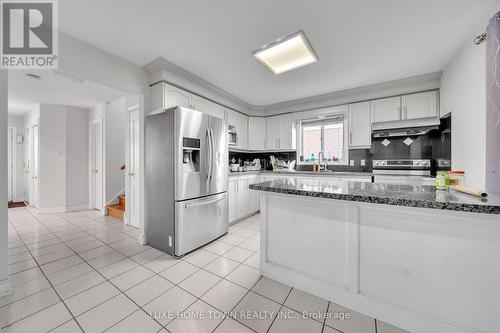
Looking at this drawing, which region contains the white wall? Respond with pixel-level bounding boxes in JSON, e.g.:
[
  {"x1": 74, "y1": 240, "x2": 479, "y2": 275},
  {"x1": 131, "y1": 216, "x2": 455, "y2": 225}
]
[
  {"x1": 7, "y1": 115, "x2": 25, "y2": 202},
  {"x1": 441, "y1": 39, "x2": 486, "y2": 190},
  {"x1": 38, "y1": 104, "x2": 90, "y2": 212},
  {"x1": 59, "y1": 33, "x2": 147, "y2": 96},
  {"x1": 65, "y1": 107, "x2": 89, "y2": 208},
  {"x1": 39, "y1": 106, "x2": 67, "y2": 210},
  {"x1": 104, "y1": 98, "x2": 126, "y2": 204},
  {"x1": 0, "y1": 70, "x2": 11, "y2": 296}
]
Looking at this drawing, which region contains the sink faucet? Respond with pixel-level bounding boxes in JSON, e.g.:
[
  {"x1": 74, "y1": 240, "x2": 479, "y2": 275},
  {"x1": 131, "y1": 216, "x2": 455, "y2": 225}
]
[{"x1": 317, "y1": 151, "x2": 327, "y2": 172}]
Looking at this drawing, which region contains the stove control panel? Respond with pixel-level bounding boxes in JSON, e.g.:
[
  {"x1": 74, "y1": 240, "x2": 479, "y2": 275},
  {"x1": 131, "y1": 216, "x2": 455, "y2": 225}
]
[{"x1": 373, "y1": 159, "x2": 431, "y2": 169}]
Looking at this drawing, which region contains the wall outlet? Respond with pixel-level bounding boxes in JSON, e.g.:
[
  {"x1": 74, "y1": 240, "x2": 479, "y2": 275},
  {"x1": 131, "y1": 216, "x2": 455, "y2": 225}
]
[
  {"x1": 360, "y1": 159, "x2": 366, "y2": 166},
  {"x1": 350, "y1": 160, "x2": 355, "y2": 166}
]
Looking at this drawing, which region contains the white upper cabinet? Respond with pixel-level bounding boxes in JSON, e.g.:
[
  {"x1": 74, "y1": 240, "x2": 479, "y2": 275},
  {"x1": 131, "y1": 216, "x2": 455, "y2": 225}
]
[
  {"x1": 150, "y1": 82, "x2": 231, "y2": 121},
  {"x1": 150, "y1": 82, "x2": 190, "y2": 112},
  {"x1": 348, "y1": 101, "x2": 371, "y2": 148},
  {"x1": 278, "y1": 114, "x2": 293, "y2": 150},
  {"x1": 266, "y1": 116, "x2": 280, "y2": 150},
  {"x1": 212, "y1": 103, "x2": 227, "y2": 120},
  {"x1": 371, "y1": 97, "x2": 401, "y2": 123},
  {"x1": 227, "y1": 110, "x2": 248, "y2": 150},
  {"x1": 191, "y1": 95, "x2": 212, "y2": 114},
  {"x1": 248, "y1": 117, "x2": 266, "y2": 150},
  {"x1": 266, "y1": 114, "x2": 293, "y2": 150},
  {"x1": 402, "y1": 91, "x2": 438, "y2": 120}
]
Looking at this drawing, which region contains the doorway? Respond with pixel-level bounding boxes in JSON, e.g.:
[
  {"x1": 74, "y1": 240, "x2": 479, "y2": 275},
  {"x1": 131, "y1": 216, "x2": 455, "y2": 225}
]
[
  {"x1": 128, "y1": 108, "x2": 140, "y2": 228},
  {"x1": 90, "y1": 119, "x2": 104, "y2": 211},
  {"x1": 30, "y1": 124, "x2": 39, "y2": 208}
]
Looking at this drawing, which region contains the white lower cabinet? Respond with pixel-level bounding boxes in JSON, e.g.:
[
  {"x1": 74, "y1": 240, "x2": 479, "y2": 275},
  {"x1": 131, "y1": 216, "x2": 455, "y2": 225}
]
[
  {"x1": 228, "y1": 178, "x2": 238, "y2": 222},
  {"x1": 228, "y1": 174, "x2": 260, "y2": 223}
]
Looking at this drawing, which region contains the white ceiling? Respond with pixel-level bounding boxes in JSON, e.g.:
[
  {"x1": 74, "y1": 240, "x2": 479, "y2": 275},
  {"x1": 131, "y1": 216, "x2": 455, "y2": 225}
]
[
  {"x1": 8, "y1": 70, "x2": 131, "y2": 116},
  {"x1": 59, "y1": 0, "x2": 497, "y2": 106}
]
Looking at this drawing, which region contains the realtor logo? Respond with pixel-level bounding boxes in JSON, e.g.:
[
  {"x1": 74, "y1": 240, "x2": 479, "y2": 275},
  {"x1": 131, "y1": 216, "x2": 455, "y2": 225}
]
[{"x1": 1, "y1": 0, "x2": 58, "y2": 68}]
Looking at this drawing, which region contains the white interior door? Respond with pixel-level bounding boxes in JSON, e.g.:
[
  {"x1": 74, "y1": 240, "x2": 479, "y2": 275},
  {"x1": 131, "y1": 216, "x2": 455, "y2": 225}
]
[
  {"x1": 7, "y1": 128, "x2": 13, "y2": 202},
  {"x1": 90, "y1": 120, "x2": 103, "y2": 210},
  {"x1": 31, "y1": 124, "x2": 39, "y2": 208},
  {"x1": 128, "y1": 109, "x2": 140, "y2": 227}
]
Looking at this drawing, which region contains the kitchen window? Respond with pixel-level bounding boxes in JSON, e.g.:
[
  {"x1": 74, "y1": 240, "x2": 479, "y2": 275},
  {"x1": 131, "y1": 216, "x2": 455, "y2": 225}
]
[{"x1": 298, "y1": 115, "x2": 347, "y2": 164}]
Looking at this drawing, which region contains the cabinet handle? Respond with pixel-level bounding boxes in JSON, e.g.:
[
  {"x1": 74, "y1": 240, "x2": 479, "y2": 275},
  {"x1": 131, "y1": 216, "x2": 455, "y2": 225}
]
[
  {"x1": 398, "y1": 106, "x2": 402, "y2": 120},
  {"x1": 350, "y1": 132, "x2": 352, "y2": 143}
]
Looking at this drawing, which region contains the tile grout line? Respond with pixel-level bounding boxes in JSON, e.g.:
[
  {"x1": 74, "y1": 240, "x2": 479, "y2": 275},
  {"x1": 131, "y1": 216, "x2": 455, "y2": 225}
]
[
  {"x1": 5, "y1": 214, "x2": 86, "y2": 333},
  {"x1": 7, "y1": 208, "x2": 264, "y2": 332},
  {"x1": 50, "y1": 211, "x2": 259, "y2": 331}
]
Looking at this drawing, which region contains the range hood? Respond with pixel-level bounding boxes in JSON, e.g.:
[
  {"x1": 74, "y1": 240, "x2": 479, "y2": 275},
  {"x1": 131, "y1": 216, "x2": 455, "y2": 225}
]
[{"x1": 372, "y1": 116, "x2": 440, "y2": 138}]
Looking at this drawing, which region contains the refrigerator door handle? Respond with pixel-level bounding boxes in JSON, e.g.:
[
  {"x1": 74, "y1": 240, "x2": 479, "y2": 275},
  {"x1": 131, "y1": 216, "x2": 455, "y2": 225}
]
[
  {"x1": 209, "y1": 128, "x2": 215, "y2": 182},
  {"x1": 206, "y1": 128, "x2": 212, "y2": 182},
  {"x1": 184, "y1": 196, "x2": 226, "y2": 209}
]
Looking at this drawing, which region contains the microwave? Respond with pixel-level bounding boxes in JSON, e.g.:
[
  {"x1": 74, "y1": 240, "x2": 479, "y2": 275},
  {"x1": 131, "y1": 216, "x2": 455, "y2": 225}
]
[{"x1": 228, "y1": 129, "x2": 237, "y2": 146}]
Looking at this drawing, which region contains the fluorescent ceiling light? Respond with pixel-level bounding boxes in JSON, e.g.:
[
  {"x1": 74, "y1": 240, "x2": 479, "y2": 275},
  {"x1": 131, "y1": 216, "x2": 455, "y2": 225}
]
[{"x1": 253, "y1": 31, "x2": 318, "y2": 75}]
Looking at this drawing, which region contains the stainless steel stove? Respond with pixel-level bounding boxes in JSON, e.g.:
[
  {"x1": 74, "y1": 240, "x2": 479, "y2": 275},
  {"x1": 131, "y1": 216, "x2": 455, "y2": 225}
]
[{"x1": 372, "y1": 159, "x2": 434, "y2": 185}]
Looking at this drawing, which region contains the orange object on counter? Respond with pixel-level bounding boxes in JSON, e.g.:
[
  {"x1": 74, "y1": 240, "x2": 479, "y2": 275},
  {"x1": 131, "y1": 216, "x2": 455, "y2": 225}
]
[
  {"x1": 448, "y1": 171, "x2": 465, "y2": 186},
  {"x1": 312, "y1": 164, "x2": 317, "y2": 172}
]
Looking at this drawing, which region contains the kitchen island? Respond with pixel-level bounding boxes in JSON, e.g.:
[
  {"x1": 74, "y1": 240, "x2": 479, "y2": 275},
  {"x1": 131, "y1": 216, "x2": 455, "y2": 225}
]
[{"x1": 250, "y1": 178, "x2": 500, "y2": 333}]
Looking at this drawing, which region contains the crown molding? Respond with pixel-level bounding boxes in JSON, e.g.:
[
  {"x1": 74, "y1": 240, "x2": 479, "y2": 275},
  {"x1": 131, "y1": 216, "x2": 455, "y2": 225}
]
[
  {"x1": 143, "y1": 57, "x2": 252, "y2": 113},
  {"x1": 250, "y1": 72, "x2": 442, "y2": 115},
  {"x1": 143, "y1": 58, "x2": 441, "y2": 117}
]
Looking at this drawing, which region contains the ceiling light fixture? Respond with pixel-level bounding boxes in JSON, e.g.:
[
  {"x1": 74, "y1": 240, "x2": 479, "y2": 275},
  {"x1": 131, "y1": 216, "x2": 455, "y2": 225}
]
[{"x1": 253, "y1": 31, "x2": 318, "y2": 75}]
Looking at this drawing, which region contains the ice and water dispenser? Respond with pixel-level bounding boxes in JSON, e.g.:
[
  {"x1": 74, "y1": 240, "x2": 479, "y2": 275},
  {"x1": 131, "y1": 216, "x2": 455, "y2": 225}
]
[{"x1": 182, "y1": 137, "x2": 200, "y2": 173}]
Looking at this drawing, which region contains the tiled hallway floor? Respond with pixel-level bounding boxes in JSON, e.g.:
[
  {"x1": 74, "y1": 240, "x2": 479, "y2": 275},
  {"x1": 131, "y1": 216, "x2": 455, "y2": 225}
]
[{"x1": 2, "y1": 207, "x2": 407, "y2": 333}]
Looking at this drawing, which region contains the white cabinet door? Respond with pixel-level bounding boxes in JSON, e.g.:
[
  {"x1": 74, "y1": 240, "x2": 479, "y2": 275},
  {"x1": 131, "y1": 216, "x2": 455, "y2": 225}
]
[
  {"x1": 149, "y1": 83, "x2": 164, "y2": 113},
  {"x1": 371, "y1": 97, "x2": 401, "y2": 123},
  {"x1": 237, "y1": 178, "x2": 248, "y2": 217},
  {"x1": 402, "y1": 91, "x2": 438, "y2": 120},
  {"x1": 266, "y1": 116, "x2": 280, "y2": 150},
  {"x1": 248, "y1": 117, "x2": 266, "y2": 150},
  {"x1": 228, "y1": 178, "x2": 238, "y2": 223},
  {"x1": 248, "y1": 175, "x2": 260, "y2": 212},
  {"x1": 212, "y1": 103, "x2": 226, "y2": 120},
  {"x1": 164, "y1": 83, "x2": 191, "y2": 109},
  {"x1": 227, "y1": 110, "x2": 248, "y2": 150},
  {"x1": 278, "y1": 114, "x2": 293, "y2": 149},
  {"x1": 191, "y1": 95, "x2": 212, "y2": 114},
  {"x1": 348, "y1": 101, "x2": 371, "y2": 148}
]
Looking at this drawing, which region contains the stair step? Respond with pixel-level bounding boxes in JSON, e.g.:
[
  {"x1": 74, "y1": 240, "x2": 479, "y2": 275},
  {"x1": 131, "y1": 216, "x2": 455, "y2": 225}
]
[
  {"x1": 106, "y1": 204, "x2": 125, "y2": 221},
  {"x1": 118, "y1": 195, "x2": 126, "y2": 206}
]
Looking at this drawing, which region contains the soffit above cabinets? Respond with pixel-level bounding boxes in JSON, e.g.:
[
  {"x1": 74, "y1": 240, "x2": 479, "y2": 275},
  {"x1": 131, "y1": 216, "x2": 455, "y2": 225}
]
[{"x1": 59, "y1": 0, "x2": 498, "y2": 106}]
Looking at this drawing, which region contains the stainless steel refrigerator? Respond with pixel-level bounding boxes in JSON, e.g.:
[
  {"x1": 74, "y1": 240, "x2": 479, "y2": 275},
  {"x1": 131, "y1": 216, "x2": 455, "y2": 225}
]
[{"x1": 145, "y1": 106, "x2": 228, "y2": 257}]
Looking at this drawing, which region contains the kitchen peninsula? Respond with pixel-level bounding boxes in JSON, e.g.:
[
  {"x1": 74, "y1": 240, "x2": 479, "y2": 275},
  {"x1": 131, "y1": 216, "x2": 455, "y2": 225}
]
[{"x1": 250, "y1": 178, "x2": 500, "y2": 333}]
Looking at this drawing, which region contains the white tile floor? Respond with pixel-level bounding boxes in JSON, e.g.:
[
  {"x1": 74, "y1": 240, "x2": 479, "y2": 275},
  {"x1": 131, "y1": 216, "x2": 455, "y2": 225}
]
[{"x1": 2, "y1": 207, "x2": 409, "y2": 333}]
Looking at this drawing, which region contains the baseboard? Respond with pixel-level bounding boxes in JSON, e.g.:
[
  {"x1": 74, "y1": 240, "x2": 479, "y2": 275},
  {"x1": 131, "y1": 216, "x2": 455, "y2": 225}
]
[
  {"x1": 229, "y1": 211, "x2": 260, "y2": 226},
  {"x1": 138, "y1": 233, "x2": 146, "y2": 245},
  {"x1": 37, "y1": 204, "x2": 90, "y2": 214},
  {"x1": 0, "y1": 279, "x2": 12, "y2": 298}
]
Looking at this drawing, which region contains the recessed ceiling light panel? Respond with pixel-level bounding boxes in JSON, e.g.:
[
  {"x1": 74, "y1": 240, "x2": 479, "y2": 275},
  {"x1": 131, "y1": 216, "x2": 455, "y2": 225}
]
[{"x1": 253, "y1": 31, "x2": 318, "y2": 75}]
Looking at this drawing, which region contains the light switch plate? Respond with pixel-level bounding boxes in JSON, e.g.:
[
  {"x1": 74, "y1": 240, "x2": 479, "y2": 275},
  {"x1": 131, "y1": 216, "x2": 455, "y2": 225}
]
[
  {"x1": 350, "y1": 160, "x2": 355, "y2": 166},
  {"x1": 360, "y1": 159, "x2": 365, "y2": 166}
]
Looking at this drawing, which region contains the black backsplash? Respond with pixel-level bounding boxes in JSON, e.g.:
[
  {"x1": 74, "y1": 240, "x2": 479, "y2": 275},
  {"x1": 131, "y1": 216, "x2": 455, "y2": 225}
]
[
  {"x1": 229, "y1": 117, "x2": 451, "y2": 173},
  {"x1": 370, "y1": 116, "x2": 451, "y2": 172},
  {"x1": 229, "y1": 151, "x2": 297, "y2": 171}
]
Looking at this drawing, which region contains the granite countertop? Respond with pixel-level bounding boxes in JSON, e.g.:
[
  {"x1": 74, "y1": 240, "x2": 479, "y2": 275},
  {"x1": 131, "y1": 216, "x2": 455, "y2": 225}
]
[
  {"x1": 229, "y1": 170, "x2": 373, "y2": 177},
  {"x1": 249, "y1": 178, "x2": 500, "y2": 214}
]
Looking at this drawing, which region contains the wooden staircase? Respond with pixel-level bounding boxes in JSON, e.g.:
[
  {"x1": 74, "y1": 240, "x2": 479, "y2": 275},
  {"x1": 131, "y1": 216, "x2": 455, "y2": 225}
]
[{"x1": 106, "y1": 195, "x2": 125, "y2": 221}]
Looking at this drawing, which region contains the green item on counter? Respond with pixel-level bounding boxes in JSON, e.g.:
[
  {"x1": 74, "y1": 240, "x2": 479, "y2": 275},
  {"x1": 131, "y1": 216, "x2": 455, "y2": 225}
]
[{"x1": 435, "y1": 171, "x2": 449, "y2": 190}]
